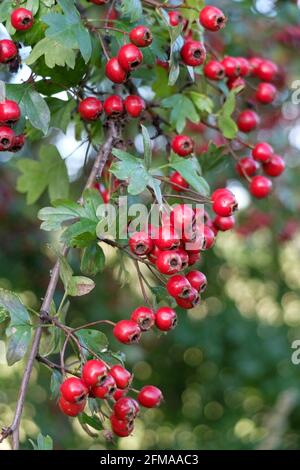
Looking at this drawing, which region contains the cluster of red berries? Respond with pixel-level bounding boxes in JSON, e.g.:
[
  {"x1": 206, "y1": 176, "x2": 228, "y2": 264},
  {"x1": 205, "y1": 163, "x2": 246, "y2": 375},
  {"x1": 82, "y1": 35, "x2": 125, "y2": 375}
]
[
  {"x1": 78, "y1": 94, "x2": 145, "y2": 120},
  {"x1": 105, "y1": 26, "x2": 152, "y2": 84},
  {"x1": 59, "y1": 359, "x2": 162, "y2": 437},
  {"x1": 0, "y1": 8, "x2": 34, "y2": 63},
  {"x1": 0, "y1": 99, "x2": 25, "y2": 153}
]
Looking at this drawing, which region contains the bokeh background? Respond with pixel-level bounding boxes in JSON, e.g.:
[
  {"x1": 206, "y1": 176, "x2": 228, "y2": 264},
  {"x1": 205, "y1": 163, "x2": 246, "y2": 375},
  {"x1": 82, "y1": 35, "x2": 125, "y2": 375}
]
[{"x1": 1, "y1": 0, "x2": 300, "y2": 450}]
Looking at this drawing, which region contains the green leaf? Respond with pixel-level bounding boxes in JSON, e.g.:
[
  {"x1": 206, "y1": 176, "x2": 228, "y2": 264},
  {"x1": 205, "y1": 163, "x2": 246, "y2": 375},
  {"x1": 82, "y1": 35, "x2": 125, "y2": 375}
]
[
  {"x1": 217, "y1": 88, "x2": 241, "y2": 139},
  {"x1": 169, "y1": 152, "x2": 210, "y2": 196},
  {"x1": 110, "y1": 149, "x2": 150, "y2": 196},
  {"x1": 60, "y1": 219, "x2": 97, "y2": 248},
  {"x1": 76, "y1": 329, "x2": 108, "y2": 357},
  {"x1": 79, "y1": 412, "x2": 102, "y2": 431},
  {"x1": 38, "y1": 200, "x2": 83, "y2": 231},
  {"x1": 162, "y1": 94, "x2": 199, "y2": 133},
  {"x1": 26, "y1": 0, "x2": 40, "y2": 15},
  {"x1": 119, "y1": 0, "x2": 143, "y2": 22},
  {"x1": 180, "y1": 0, "x2": 204, "y2": 23},
  {"x1": 47, "y1": 97, "x2": 76, "y2": 134},
  {"x1": 57, "y1": 251, "x2": 73, "y2": 289},
  {"x1": 141, "y1": 124, "x2": 152, "y2": 170},
  {"x1": 200, "y1": 142, "x2": 227, "y2": 172},
  {"x1": 29, "y1": 433, "x2": 53, "y2": 451},
  {"x1": 0, "y1": 308, "x2": 8, "y2": 324},
  {"x1": 81, "y1": 244, "x2": 106, "y2": 277},
  {"x1": 188, "y1": 92, "x2": 214, "y2": 114},
  {"x1": 50, "y1": 369, "x2": 62, "y2": 400},
  {"x1": 16, "y1": 145, "x2": 69, "y2": 204},
  {"x1": 67, "y1": 276, "x2": 95, "y2": 297},
  {"x1": 27, "y1": 37, "x2": 77, "y2": 69}
]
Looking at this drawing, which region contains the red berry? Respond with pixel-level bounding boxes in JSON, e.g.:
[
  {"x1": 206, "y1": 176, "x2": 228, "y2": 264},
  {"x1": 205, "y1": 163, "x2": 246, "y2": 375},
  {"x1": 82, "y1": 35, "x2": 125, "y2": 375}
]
[
  {"x1": 110, "y1": 414, "x2": 134, "y2": 437},
  {"x1": 180, "y1": 41, "x2": 206, "y2": 67},
  {"x1": 211, "y1": 188, "x2": 233, "y2": 202},
  {"x1": 168, "y1": 11, "x2": 186, "y2": 27},
  {"x1": 59, "y1": 396, "x2": 86, "y2": 417},
  {"x1": 117, "y1": 44, "x2": 143, "y2": 72},
  {"x1": 252, "y1": 142, "x2": 274, "y2": 163},
  {"x1": 249, "y1": 56, "x2": 263, "y2": 75},
  {"x1": 0, "y1": 126, "x2": 15, "y2": 149},
  {"x1": 103, "y1": 95, "x2": 124, "y2": 116},
  {"x1": 147, "y1": 244, "x2": 161, "y2": 264},
  {"x1": 0, "y1": 40, "x2": 18, "y2": 63},
  {"x1": 89, "y1": 0, "x2": 110, "y2": 4},
  {"x1": 60, "y1": 377, "x2": 89, "y2": 404},
  {"x1": 129, "y1": 26, "x2": 152, "y2": 47},
  {"x1": 114, "y1": 397, "x2": 139, "y2": 420},
  {"x1": 237, "y1": 110, "x2": 260, "y2": 133},
  {"x1": 263, "y1": 154, "x2": 285, "y2": 177},
  {"x1": 82, "y1": 359, "x2": 107, "y2": 387},
  {"x1": 256, "y1": 60, "x2": 278, "y2": 82},
  {"x1": 9, "y1": 134, "x2": 25, "y2": 152},
  {"x1": 156, "y1": 250, "x2": 182, "y2": 275},
  {"x1": 105, "y1": 57, "x2": 128, "y2": 84},
  {"x1": 0, "y1": 99, "x2": 21, "y2": 125},
  {"x1": 186, "y1": 270, "x2": 207, "y2": 293},
  {"x1": 256, "y1": 82, "x2": 277, "y2": 104},
  {"x1": 171, "y1": 135, "x2": 194, "y2": 157},
  {"x1": 91, "y1": 375, "x2": 116, "y2": 399},
  {"x1": 249, "y1": 175, "x2": 272, "y2": 198},
  {"x1": 110, "y1": 365, "x2": 132, "y2": 389},
  {"x1": 204, "y1": 60, "x2": 225, "y2": 80},
  {"x1": 236, "y1": 57, "x2": 250, "y2": 76},
  {"x1": 227, "y1": 76, "x2": 246, "y2": 91},
  {"x1": 199, "y1": 5, "x2": 226, "y2": 32},
  {"x1": 155, "y1": 306, "x2": 177, "y2": 331},
  {"x1": 203, "y1": 225, "x2": 216, "y2": 250},
  {"x1": 129, "y1": 231, "x2": 153, "y2": 256},
  {"x1": 113, "y1": 388, "x2": 128, "y2": 401},
  {"x1": 78, "y1": 97, "x2": 102, "y2": 121},
  {"x1": 213, "y1": 192, "x2": 238, "y2": 217},
  {"x1": 213, "y1": 215, "x2": 235, "y2": 231},
  {"x1": 154, "y1": 225, "x2": 180, "y2": 251},
  {"x1": 11, "y1": 8, "x2": 34, "y2": 31},
  {"x1": 170, "y1": 204, "x2": 195, "y2": 234},
  {"x1": 124, "y1": 95, "x2": 145, "y2": 117},
  {"x1": 131, "y1": 306, "x2": 155, "y2": 331},
  {"x1": 188, "y1": 252, "x2": 200, "y2": 266},
  {"x1": 235, "y1": 157, "x2": 257, "y2": 178},
  {"x1": 170, "y1": 171, "x2": 189, "y2": 191},
  {"x1": 175, "y1": 287, "x2": 200, "y2": 309},
  {"x1": 96, "y1": 183, "x2": 110, "y2": 203},
  {"x1": 184, "y1": 230, "x2": 205, "y2": 253},
  {"x1": 175, "y1": 247, "x2": 189, "y2": 270},
  {"x1": 221, "y1": 57, "x2": 240, "y2": 78},
  {"x1": 113, "y1": 320, "x2": 141, "y2": 344},
  {"x1": 166, "y1": 274, "x2": 192, "y2": 298}
]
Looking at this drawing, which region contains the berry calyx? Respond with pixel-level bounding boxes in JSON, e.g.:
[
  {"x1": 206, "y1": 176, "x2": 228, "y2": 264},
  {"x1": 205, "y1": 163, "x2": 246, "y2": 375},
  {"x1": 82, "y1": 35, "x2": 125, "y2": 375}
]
[
  {"x1": 252, "y1": 142, "x2": 274, "y2": 163},
  {"x1": 186, "y1": 270, "x2": 207, "y2": 293},
  {"x1": 0, "y1": 126, "x2": 15, "y2": 149},
  {"x1": 78, "y1": 97, "x2": 103, "y2": 121},
  {"x1": 0, "y1": 99, "x2": 21, "y2": 125},
  {"x1": 131, "y1": 306, "x2": 155, "y2": 331},
  {"x1": 0, "y1": 40, "x2": 18, "y2": 63},
  {"x1": 155, "y1": 306, "x2": 177, "y2": 331},
  {"x1": 11, "y1": 8, "x2": 34, "y2": 31},
  {"x1": 59, "y1": 396, "x2": 86, "y2": 417},
  {"x1": 113, "y1": 320, "x2": 142, "y2": 344},
  {"x1": 129, "y1": 26, "x2": 153, "y2": 47},
  {"x1": 249, "y1": 175, "x2": 272, "y2": 198},
  {"x1": 204, "y1": 60, "x2": 225, "y2": 80},
  {"x1": 110, "y1": 365, "x2": 132, "y2": 389},
  {"x1": 256, "y1": 82, "x2": 277, "y2": 104},
  {"x1": 129, "y1": 231, "x2": 154, "y2": 255},
  {"x1": 199, "y1": 5, "x2": 227, "y2": 32},
  {"x1": 263, "y1": 154, "x2": 285, "y2": 177},
  {"x1": 235, "y1": 157, "x2": 258, "y2": 178},
  {"x1": 82, "y1": 359, "x2": 107, "y2": 387},
  {"x1": 156, "y1": 250, "x2": 182, "y2": 275},
  {"x1": 105, "y1": 58, "x2": 128, "y2": 84},
  {"x1": 124, "y1": 95, "x2": 145, "y2": 117},
  {"x1": 166, "y1": 274, "x2": 192, "y2": 298},
  {"x1": 117, "y1": 44, "x2": 143, "y2": 72},
  {"x1": 103, "y1": 95, "x2": 124, "y2": 117},
  {"x1": 60, "y1": 377, "x2": 89, "y2": 404},
  {"x1": 91, "y1": 375, "x2": 117, "y2": 399},
  {"x1": 171, "y1": 135, "x2": 194, "y2": 157},
  {"x1": 180, "y1": 41, "x2": 206, "y2": 67},
  {"x1": 237, "y1": 110, "x2": 260, "y2": 133}
]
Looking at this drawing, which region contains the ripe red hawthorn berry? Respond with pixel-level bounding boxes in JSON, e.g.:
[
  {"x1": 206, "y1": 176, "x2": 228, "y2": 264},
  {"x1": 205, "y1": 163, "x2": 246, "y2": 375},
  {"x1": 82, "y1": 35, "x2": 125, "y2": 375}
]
[
  {"x1": 175, "y1": 247, "x2": 189, "y2": 270},
  {"x1": 82, "y1": 359, "x2": 107, "y2": 387},
  {"x1": 60, "y1": 377, "x2": 89, "y2": 404},
  {"x1": 184, "y1": 229, "x2": 205, "y2": 253},
  {"x1": 203, "y1": 225, "x2": 216, "y2": 250},
  {"x1": 204, "y1": 60, "x2": 225, "y2": 80},
  {"x1": 114, "y1": 397, "x2": 140, "y2": 421},
  {"x1": 113, "y1": 388, "x2": 128, "y2": 401},
  {"x1": 103, "y1": 95, "x2": 124, "y2": 116},
  {"x1": 9, "y1": 134, "x2": 25, "y2": 152},
  {"x1": 113, "y1": 320, "x2": 142, "y2": 344},
  {"x1": 59, "y1": 396, "x2": 86, "y2": 417},
  {"x1": 235, "y1": 157, "x2": 258, "y2": 178},
  {"x1": 110, "y1": 414, "x2": 134, "y2": 437},
  {"x1": 252, "y1": 142, "x2": 274, "y2": 163},
  {"x1": 129, "y1": 231, "x2": 153, "y2": 256},
  {"x1": 88, "y1": 0, "x2": 109, "y2": 4},
  {"x1": 171, "y1": 135, "x2": 194, "y2": 157},
  {"x1": 96, "y1": 183, "x2": 110, "y2": 203},
  {"x1": 199, "y1": 5, "x2": 226, "y2": 31},
  {"x1": 255, "y1": 82, "x2": 277, "y2": 104},
  {"x1": 227, "y1": 76, "x2": 246, "y2": 91},
  {"x1": 0, "y1": 39, "x2": 18, "y2": 63},
  {"x1": 110, "y1": 365, "x2": 132, "y2": 390},
  {"x1": 91, "y1": 375, "x2": 117, "y2": 399},
  {"x1": 131, "y1": 306, "x2": 155, "y2": 331},
  {"x1": 175, "y1": 287, "x2": 200, "y2": 309},
  {"x1": 0, "y1": 99, "x2": 21, "y2": 124},
  {"x1": 147, "y1": 244, "x2": 161, "y2": 264},
  {"x1": 186, "y1": 270, "x2": 207, "y2": 293},
  {"x1": 236, "y1": 57, "x2": 250, "y2": 76},
  {"x1": 263, "y1": 154, "x2": 285, "y2": 177},
  {"x1": 237, "y1": 110, "x2": 260, "y2": 133},
  {"x1": 170, "y1": 204, "x2": 195, "y2": 233},
  {"x1": 117, "y1": 44, "x2": 143, "y2": 72},
  {"x1": 166, "y1": 274, "x2": 192, "y2": 298},
  {"x1": 188, "y1": 252, "x2": 200, "y2": 266},
  {"x1": 0, "y1": 126, "x2": 15, "y2": 149},
  {"x1": 11, "y1": 8, "x2": 34, "y2": 31},
  {"x1": 212, "y1": 191, "x2": 238, "y2": 217},
  {"x1": 138, "y1": 385, "x2": 163, "y2": 408},
  {"x1": 249, "y1": 175, "x2": 272, "y2": 198},
  {"x1": 170, "y1": 171, "x2": 189, "y2": 191},
  {"x1": 221, "y1": 57, "x2": 240, "y2": 78},
  {"x1": 156, "y1": 250, "x2": 182, "y2": 275},
  {"x1": 248, "y1": 56, "x2": 263, "y2": 75},
  {"x1": 124, "y1": 95, "x2": 145, "y2": 117},
  {"x1": 211, "y1": 188, "x2": 233, "y2": 202},
  {"x1": 155, "y1": 306, "x2": 177, "y2": 331},
  {"x1": 256, "y1": 60, "x2": 278, "y2": 82},
  {"x1": 180, "y1": 40, "x2": 206, "y2": 67},
  {"x1": 213, "y1": 215, "x2": 235, "y2": 231},
  {"x1": 154, "y1": 225, "x2": 180, "y2": 251},
  {"x1": 129, "y1": 26, "x2": 153, "y2": 47},
  {"x1": 105, "y1": 57, "x2": 128, "y2": 83},
  {"x1": 168, "y1": 11, "x2": 186, "y2": 27},
  {"x1": 78, "y1": 97, "x2": 103, "y2": 121}
]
